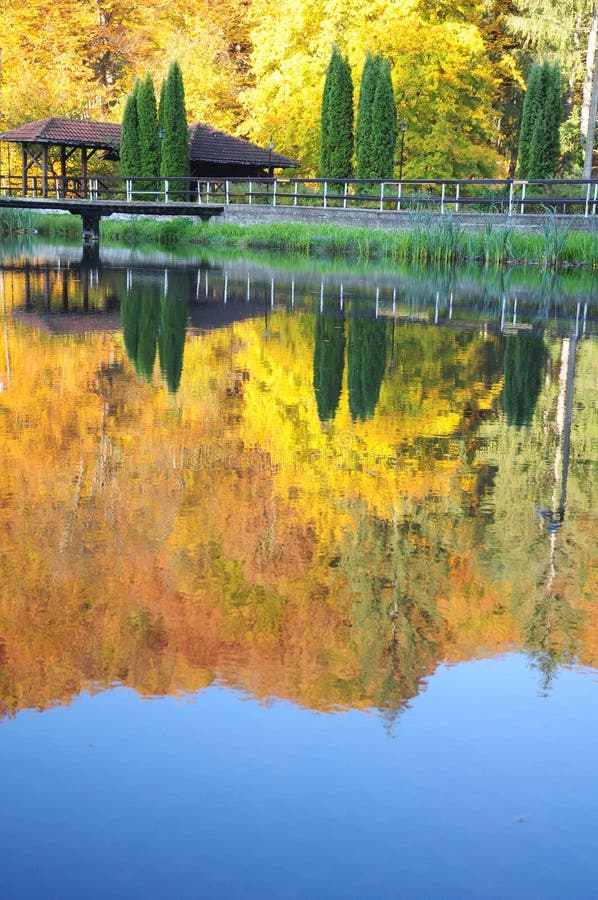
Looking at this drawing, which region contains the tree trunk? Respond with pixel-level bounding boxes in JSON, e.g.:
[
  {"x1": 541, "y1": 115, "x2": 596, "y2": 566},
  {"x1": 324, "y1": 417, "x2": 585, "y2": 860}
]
[{"x1": 582, "y1": 6, "x2": 598, "y2": 178}]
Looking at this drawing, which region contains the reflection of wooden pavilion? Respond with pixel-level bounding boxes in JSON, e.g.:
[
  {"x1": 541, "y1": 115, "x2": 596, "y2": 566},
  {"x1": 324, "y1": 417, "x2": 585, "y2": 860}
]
[{"x1": 0, "y1": 117, "x2": 297, "y2": 195}]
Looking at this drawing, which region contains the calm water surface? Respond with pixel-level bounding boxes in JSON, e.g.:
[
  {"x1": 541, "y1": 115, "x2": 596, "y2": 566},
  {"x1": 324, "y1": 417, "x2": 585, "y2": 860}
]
[{"x1": 1, "y1": 242, "x2": 597, "y2": 898}]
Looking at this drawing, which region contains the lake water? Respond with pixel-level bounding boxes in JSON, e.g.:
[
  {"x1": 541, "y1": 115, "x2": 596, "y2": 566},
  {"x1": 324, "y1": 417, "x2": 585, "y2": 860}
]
[{"x1": 1, "y1": 241, "x2": 597, "y2": 898}]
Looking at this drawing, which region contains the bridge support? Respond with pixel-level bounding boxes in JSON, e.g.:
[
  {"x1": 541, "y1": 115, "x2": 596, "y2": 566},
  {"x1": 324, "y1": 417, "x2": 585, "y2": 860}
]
[{"x1": 81, "y1": 213, "x2": 101, "y2": 245}]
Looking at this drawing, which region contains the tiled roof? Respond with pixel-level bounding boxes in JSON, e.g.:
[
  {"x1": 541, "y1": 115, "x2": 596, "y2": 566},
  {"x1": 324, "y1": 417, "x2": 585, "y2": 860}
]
[
  {"x1": 188, "y1": 122, "x2": 297, "y2": 169},
  {"x1": 0, "y1": 117, "x2": 298, "y2": 168},
  {"x1": 0, "y1": 117, "x2": 121, "y2": 147}
]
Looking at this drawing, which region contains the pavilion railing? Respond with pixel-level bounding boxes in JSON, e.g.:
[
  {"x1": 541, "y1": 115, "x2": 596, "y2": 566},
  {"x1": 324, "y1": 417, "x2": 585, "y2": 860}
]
[{"x1": 2, "y1": 174, "x2": 598, "y2": 216}]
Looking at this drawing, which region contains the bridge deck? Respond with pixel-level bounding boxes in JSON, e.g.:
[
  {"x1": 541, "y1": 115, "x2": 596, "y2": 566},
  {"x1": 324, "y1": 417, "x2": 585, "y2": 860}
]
[{"x1": 0, "y1": 195, "x2": 223, "y2": 220}]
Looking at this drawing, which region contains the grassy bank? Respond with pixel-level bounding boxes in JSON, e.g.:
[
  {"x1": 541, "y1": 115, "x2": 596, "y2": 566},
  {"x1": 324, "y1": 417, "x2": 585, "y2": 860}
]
[{"x1": 3, "y1": 209, "x2": 598, "y2": 269}]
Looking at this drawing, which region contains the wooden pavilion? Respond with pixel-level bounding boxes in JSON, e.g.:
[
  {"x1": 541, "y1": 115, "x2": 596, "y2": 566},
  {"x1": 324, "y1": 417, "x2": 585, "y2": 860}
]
[{"x1": 0, "y1": 117, "x2": 297, "y2": 195}]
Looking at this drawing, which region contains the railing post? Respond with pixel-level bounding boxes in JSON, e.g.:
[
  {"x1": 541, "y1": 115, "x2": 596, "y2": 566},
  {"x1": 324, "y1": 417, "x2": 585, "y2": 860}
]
[
  {"x1": 343, "y1": 181, "x2": 348, "y2": 209},
  {"x1": 164, "y1": 179, "x2": 169, "y2": 203},
  {"x1": 294, "y1": 180, "x2": 299, "y2": 206},
  {"x1": 249, "y1": 181, "x2": 253, "y2": 205},
  {"x1": 455, "y1": 182, "x2": 460, "y2": 213},
  {"x1": 380, "y1": 182, "x2": 385, "y2": 211},
  {"x1": 206, "y1": 182, "x2": 210, "y2": 203},
  {"x1": 323, "y1": 181, "x2": 328, "y2": 208},
  {"x1": 585, "y1": 181, "x2": 591, "y2": 217},
  {"x1": 272, "y1": 178, "x2": 277, "y2": 206},
  {"x1": 397, "y1": 182, "x2": 402, "y2": 211},
  {"x1": 441, "y1": 182, "x2": 445, "y2": 215},
  {"x1": 593, "y1": 182, "x2": 598, "y2": 215},
  {"x1": 508, "y1": 180, "x2": 514, "y2": 216},
  {"x1": 225, "y1": 180, "x2": 230, "y2": 204},
  {"x1": 126, "y1": 179, "x2": 132, "y2": 202},
  {"x1": 520, "y1": 182, "x2": 526, "y2": 215}
]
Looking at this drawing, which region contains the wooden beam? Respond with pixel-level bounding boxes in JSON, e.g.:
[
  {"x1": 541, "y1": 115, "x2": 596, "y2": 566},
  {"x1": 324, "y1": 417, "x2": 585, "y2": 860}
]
[{"x1": 42, "y1": 145, "x2": 49, "y2": 197}]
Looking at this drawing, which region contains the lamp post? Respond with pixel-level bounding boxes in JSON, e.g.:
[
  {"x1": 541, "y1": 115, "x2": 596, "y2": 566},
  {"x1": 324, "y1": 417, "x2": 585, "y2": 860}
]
[
  {"x1": 268, "y1": 136, "x2": 274, "y2": 177},
  {"x1": 399, "y1": 121, "x2": 407, "y2": 182}
]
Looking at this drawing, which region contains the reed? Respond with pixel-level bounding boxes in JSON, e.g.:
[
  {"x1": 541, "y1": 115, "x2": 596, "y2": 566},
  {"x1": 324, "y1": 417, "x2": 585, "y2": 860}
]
[{"x1": 23, "y1": 211, "x2": 598, "y2": 269}]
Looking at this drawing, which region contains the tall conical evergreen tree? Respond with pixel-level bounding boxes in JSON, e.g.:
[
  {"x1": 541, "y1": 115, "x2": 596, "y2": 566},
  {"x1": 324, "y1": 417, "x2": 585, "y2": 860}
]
[
  {"x1": 313, "y1": 304, "x2": 345, "y2": 423},
  {"x1": 518, "y1": 61, "x2": 562, "y2": 179},
  {"x1": 355, "y1": 52, "x2": 380, "y2": 179},
  {"x1": 120, "y1": 84, "x2": 141, "y2": 189},
  {"x1": 159, "y1": 60, "x2": 190, "y2": 200},
  {"x1": 159, "y1": 294, "x2": 187, "y2": 393},
  {"x1": 504, "y1": 333, "x2": 546, "y2": 426},
  {"x1": 348, "y1": 315, "x2": 387, "y2": 422},
  {"x1": 136, "y1": 72, "x2": 160, "y2": 197},
  {"x1": 320, "y1": 46, "x2": 354, "y2": 180},
  {"x1": 370, "y1": 57, "x2": 397, "y2": 178}
]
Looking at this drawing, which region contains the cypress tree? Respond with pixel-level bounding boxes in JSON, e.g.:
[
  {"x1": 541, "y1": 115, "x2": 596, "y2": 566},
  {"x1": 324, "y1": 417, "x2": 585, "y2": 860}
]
[
  {"x1": 503, "y1": 334, "x2": 546, "y2": 426},
  {"x1": 136, "y1": 289, "x2": 161, "y2": 382},
  {"x1": 320, "y1": 46, "x2": 354, "y2": 180},
  {"x1": 159, "y1": 295, "x2": 187, "y2": 393},
  {"x1": 517, "y1": 63, "x2": 541, "y2": 180},
  {"x1": 370, "y1": 57, "x2": 397, "y2": 178},
  {"x1": 348, "y1": 316, "x2": 387, "y2": 422},
  {"x1": 313, "y1": 306, "x2": 345, "y2": 423},
  {"x1": 159, "y1": 60, "x2": 190, "y2": 200},
  {"x1": 518, "y1": 61, "x2": 562, "y2": 179},
  {"x1": 136, "y1": 72, "x2": 160, "y2": 198},
  {"x1": 120, "y1": 86, "x2": 141, "y2": 191},
  {"x1": 355, "y1": 52, "x2": 380, "y2": 179}
]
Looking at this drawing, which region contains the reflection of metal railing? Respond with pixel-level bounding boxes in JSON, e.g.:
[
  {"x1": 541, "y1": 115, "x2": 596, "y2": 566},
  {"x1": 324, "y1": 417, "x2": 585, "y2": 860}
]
[{"x1": 3, "y1": 174, "x2": 598, "y2": 216}]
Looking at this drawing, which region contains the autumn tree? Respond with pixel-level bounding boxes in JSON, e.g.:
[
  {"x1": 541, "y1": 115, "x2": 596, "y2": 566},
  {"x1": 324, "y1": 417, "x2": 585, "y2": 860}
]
[
  {"x1": 320, "y1": 46, "x2": 354, "y2": 179},
  {"x1": 159, "y1": 60, "x2": 190, "y2": 199}
]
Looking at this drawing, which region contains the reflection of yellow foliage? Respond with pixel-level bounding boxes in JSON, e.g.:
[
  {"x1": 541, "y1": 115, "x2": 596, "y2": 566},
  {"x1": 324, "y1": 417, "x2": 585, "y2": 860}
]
[{"x1": 0, "y1": 313, "x2": 597, "y2": 720}]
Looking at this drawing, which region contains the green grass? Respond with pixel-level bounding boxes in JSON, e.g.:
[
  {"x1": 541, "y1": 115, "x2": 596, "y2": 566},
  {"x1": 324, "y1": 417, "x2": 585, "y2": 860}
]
[{"x1": 18, "y1": 210, "x2": 598, "y2": 270}]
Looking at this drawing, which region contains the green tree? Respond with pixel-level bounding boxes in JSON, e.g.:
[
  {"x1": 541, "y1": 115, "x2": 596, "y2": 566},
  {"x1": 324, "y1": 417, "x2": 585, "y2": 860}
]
[
  {"x1": 320, "y1": 46, "x2": 354, "y2": 179},
  {"x1": 370, "y1": 56, "x2": 397, "y2": 178},
  {"x1": 136, "y1": 290, "x2": 161, "y2": 381},
  {"x1": 136, "y1": 72, "x2": 160, "y2": 198},
  {"x1": 348, "y1": 315, "x2": 387, "y2": 422},
  {"x1": 120, "y1": 84, "x2": 141, "y2": 188},
  {"x1": 518, "y1": 60, "x2": 562, "y2": 179},
  {"x1": 355, "y1": 52, "x2": 380, "y2": 179},
  {"x1": 159, "y1": 295, "x2": 188, "y2": 393},
  {"x1": 517, "y1": 63, "x2": 542, "y2": 179},
  {"x1": 503, "y1": 333, "x2": 546, "y2": 426},
  {"x1": 313, "y1": 307, "x2": 346, "y2": 423},
  {"x1": 159, "y1": 60, "x2": 190, "y2": 200}
]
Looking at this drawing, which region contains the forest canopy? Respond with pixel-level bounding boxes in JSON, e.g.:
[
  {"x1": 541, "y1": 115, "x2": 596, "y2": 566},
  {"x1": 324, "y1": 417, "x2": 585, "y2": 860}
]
[{"x1": 0, "y1": 0, "x2": 596, "y2": 177}]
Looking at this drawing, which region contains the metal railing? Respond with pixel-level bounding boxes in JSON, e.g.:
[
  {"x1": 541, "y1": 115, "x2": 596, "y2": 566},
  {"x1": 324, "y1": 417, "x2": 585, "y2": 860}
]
[{"x1": 2, "y1": 174, "x2": 598, "y2": 216}]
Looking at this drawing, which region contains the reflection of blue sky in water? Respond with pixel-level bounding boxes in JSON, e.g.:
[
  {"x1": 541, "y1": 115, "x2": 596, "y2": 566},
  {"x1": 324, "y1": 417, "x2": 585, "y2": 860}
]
[{"x1": 1, "y1": 655, "x2": 597, "y2": 900}]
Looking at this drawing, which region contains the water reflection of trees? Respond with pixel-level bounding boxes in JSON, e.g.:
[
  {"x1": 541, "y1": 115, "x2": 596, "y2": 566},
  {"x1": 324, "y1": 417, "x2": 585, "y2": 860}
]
[{"x1": 0, "y1": 256, "x2": 597, "y2": 722}]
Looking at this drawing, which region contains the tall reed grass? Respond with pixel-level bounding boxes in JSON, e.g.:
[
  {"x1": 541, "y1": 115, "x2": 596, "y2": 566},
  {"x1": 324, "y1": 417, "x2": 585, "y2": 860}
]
[{"x1": 25, "y1": 210, "x2": 598, "y2": 269}]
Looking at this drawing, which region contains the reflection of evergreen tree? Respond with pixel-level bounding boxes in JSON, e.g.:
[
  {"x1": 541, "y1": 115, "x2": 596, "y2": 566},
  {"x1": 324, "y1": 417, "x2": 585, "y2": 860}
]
[
  {"x1": 503, "y1": 333, "x2": 546, "y2": 426},
  {"x1": 313, "y1": 309, "x2": 345, "y2": 422},
  {"x1": 159, "y1": 296, "x2": 187, "y2": 393},
  {"x1": 120, "y1": 289, "x2": 141, "y2": 364},
  {"x1": 348, "y1": 316, "x2": 387, "y2": 421},
  {"x1": 136, "y1": 290, "x2": 161, "y2": 381}
]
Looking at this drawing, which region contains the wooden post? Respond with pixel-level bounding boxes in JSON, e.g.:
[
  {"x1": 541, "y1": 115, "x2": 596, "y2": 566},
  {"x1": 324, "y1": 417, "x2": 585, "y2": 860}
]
[
  {"x1": 21, "y1": 145, "x2": 27, "y2": 195},
  {"x1": 81, "y1": 147, "x2": 88, "y2": 198},
  {"x1": 60, "y1": 147, "x2": 67, "y2": 198},
  {"x1": 42, "y1": 145, "x2": 49, "y2": 197}
]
